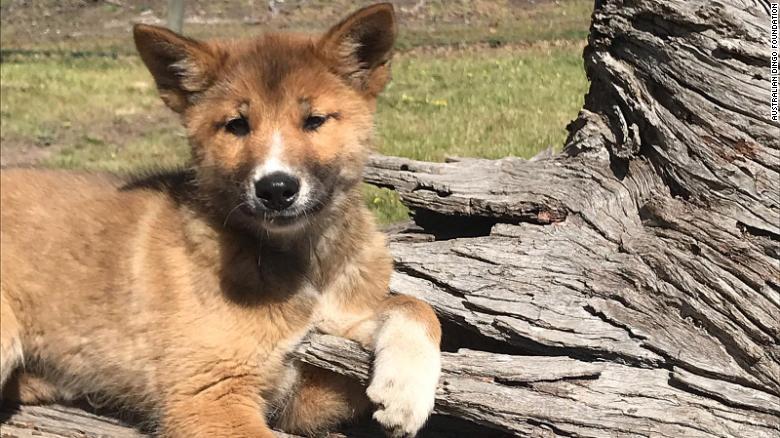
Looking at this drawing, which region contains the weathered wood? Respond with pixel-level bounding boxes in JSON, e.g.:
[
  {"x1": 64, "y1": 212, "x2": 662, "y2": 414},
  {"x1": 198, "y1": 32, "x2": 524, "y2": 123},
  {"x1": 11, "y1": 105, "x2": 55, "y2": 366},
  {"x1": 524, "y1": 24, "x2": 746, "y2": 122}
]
[
  {"x1": 0, "y1": 404, "x2": 358, "y2": 438},
  {"x1": 298, "y1": 335, "x2": 780, "y2": 437},
  {"x1": 0, "y1": 405, "x2": 141, "y2": 437},
  {"x1": 0, "y1": 405, "x2": 310, "y2": 438}
]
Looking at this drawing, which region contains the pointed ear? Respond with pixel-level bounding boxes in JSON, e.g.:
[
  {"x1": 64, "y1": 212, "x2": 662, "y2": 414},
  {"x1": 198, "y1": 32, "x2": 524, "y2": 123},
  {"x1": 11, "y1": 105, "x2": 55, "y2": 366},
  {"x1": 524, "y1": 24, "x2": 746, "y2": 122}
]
[
  {"x1": 133, "y1": 24, "x2": 220, "y2": 113},
  {"x1": 318, "y1": 3, "x2": 397, "y2": 97}
]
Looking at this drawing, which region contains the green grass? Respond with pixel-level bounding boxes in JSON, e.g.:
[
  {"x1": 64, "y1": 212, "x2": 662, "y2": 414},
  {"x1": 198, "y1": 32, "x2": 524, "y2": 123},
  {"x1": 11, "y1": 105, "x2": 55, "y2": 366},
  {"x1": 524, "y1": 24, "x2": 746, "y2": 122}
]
[
  {"x1": 378, "y1": 45, "x2": 587, "y2": 161},
  {"x1": 0, "y1": 57, "x2": 189, "y2": 172},
  {"x1": 1, "y1": 58, "x2": 142, "y2": 137},
  {"x1": 363, "y1": 185, "x2": 411, "y2": 225}
]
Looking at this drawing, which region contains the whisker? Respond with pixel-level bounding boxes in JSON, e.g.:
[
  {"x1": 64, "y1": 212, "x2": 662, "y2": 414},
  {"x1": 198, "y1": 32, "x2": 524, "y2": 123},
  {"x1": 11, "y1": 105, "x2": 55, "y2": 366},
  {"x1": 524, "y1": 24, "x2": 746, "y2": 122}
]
[{"x1": 223, "y1": 201, "x2": 249, "y2": 228}]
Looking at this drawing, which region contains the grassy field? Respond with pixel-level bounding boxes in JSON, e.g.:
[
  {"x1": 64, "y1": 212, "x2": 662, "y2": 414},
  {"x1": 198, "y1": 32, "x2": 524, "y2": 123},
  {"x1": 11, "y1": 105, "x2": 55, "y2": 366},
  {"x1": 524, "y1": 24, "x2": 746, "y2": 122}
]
[{"x1": 0, "y1": 0, "x2": 592, "y2": 223}]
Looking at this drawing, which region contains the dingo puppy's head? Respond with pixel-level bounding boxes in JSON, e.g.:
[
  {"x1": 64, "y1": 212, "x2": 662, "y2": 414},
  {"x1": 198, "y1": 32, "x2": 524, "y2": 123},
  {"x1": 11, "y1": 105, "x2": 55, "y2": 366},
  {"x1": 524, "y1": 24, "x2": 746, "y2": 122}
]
[{"x1": 133, "y1": 3, "x2": 396, "y2": 233}]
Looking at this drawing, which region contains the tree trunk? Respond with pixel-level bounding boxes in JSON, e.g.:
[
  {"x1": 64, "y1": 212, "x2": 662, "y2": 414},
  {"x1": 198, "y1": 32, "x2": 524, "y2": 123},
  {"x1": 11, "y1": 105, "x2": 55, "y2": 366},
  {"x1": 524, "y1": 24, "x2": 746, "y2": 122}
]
[{"x1": 1, "y1": 0, "x2": 777, "y2": 436}]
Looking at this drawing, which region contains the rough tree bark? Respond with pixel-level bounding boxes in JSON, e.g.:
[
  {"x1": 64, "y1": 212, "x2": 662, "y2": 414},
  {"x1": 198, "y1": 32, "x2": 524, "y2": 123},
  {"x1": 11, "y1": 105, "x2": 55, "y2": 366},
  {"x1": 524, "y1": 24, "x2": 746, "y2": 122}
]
[{"x1": 1, "y1": 0, "x2": 777, "y2": 437}]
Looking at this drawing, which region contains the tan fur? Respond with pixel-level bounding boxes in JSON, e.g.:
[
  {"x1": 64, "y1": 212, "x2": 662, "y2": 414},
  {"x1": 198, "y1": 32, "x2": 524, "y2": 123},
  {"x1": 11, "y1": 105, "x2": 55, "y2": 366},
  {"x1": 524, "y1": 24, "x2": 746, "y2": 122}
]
[
  {"x1": 2, "y1": 372, "x2": 63, "y2": 406},
  {"x1": 272, "y1": 365, "x2": 371, "y2": 435},
  {"x1": 0, "y1": 3, "x2": 440, "y2": 437}
]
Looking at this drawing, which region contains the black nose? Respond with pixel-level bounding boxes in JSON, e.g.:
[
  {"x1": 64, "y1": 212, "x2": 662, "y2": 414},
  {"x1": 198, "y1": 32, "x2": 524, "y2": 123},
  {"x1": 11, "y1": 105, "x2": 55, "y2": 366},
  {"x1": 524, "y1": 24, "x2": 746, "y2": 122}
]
[{"x1": 254, "y1": 172, "x2": 300, "y2": 211}]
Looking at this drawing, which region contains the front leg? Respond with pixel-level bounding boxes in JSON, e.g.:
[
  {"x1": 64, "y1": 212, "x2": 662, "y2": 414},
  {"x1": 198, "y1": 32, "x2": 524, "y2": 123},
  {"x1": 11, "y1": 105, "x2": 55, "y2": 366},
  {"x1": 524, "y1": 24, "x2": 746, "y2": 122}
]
[
  {"x1": 288, "y1": 293, "x2": 441, "y2": 437},
  {"x1": 362, "y1": 295, "x2": 441, "y2": 438},
  {"x1": 311, "y1": 220, "x2": 442, "y2": 437}
]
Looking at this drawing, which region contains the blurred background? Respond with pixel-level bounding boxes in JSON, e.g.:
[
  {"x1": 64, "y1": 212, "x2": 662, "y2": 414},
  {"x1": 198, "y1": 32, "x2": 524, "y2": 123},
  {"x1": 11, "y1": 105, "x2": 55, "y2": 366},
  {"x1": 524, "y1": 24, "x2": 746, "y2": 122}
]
[{"x1": 0, "y1": 0, "x2": 592, "y2": 223}]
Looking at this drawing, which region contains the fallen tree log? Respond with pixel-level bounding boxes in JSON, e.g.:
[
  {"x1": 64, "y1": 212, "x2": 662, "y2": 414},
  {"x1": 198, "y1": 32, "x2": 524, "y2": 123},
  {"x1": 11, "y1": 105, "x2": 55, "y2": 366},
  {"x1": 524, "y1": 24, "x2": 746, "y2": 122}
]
[
  {"x1": 365, "y1": 0, "x2": 778, "y2": 434},
  {"x1": 1, "y1": 0, "x2": 777, "y2": 436}
]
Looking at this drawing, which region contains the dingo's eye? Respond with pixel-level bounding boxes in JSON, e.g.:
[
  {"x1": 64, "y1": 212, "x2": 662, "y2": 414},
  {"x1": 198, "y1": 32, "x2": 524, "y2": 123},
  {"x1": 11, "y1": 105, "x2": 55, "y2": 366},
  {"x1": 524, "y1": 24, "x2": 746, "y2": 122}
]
[
  {"x1": 303, "y1": 114, "x2": 328, "y2": 132},
  {"x1": 225, "y1": 116, "x2": 250, "y2": 136}
]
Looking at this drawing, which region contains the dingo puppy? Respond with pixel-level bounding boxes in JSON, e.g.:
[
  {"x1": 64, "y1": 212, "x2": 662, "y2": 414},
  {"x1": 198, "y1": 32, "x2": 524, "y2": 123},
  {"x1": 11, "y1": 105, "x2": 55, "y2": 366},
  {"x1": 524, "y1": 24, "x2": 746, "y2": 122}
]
[{"x1": 0, "y1": 3, "x2": 441, "y2": 437}]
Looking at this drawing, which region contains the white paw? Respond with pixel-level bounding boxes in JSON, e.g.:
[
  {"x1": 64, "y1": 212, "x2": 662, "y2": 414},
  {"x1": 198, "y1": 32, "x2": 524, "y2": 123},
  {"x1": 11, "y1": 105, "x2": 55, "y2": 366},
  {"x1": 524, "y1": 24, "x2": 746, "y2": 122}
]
[{"x1": 366, "y1": 315, "x2": 440, "y2": 437}]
